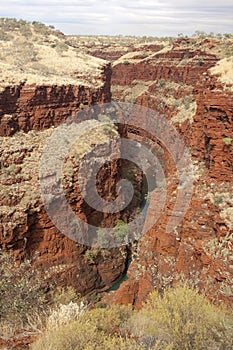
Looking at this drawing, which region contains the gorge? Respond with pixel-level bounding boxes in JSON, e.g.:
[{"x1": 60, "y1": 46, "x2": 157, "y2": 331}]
[{"x1": 0, "y1": 21, "x2": 233, "y2": 331}]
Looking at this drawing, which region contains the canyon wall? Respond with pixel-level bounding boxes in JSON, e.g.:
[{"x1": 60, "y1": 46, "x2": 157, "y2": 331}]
[
  {"x1": 103, "y1": 40, "x2": 233, "y2": 307},
  {"x1": 0, "y1": 61, "x2": 133, "y2": 297},
  {"x1": 0, "y1": 63, "x2": 111, "y2": 136}
]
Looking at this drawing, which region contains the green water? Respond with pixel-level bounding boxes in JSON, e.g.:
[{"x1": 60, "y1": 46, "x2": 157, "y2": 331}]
[
  {"x1": 106, "y1": 193, "x2": 151, "y2": 293},
  {"x1": 106, "y1": 258, "x2": 132, "y2": 292}
]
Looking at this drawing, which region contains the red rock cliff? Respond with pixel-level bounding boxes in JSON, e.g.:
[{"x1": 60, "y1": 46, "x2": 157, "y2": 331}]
[
  {"x1": 0, "y1": 63, "x2": 111, "y2": 136},
  {"x1": 0, "y1": 61, "x2": 134, "y2": 298},
  {"x1": 104, "y1": 41, "x2": 233, "y2": 307}
]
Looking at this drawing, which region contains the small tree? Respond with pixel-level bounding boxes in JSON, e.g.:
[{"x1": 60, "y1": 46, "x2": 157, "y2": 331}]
[
  {"x1": 0, "y1": 251, "x2": 47, "y2": 326},
  {"x1": 84, "y1": 249, "x2": 98, "y2": 264},
  {"x1": 113, "y1": 220, "x2": 130, "y2": 244}
]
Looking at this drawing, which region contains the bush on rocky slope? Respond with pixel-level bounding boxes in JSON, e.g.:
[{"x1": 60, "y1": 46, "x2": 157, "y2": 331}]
[
  {"x1": 0, "y1": 251, "x2": 47, "y2": 335},
  {"x1": 31, "y1": 286, "x2": 233, "y2": 350}
]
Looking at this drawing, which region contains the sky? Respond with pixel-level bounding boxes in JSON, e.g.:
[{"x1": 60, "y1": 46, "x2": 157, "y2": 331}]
[{"x1": 0, "y1": 0, "x2": 232, "y2": 36}]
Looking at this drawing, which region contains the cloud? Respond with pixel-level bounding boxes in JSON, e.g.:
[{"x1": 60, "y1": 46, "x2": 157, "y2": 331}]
[{"x1": 0, "y1": 0, "x2": 232, "y2": 35}]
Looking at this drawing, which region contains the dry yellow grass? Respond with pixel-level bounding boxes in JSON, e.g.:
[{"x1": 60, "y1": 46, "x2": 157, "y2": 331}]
[
  {"x1": 0, "y1": 20, "x2": 107, "y2": 88},
  {"x1": 112, "y1": 43, "x2": 172, "y2": 66},
  {"x1": 171, "y1": 101, "x2": 197, "y2": 125},
  {"x1": 209, "y1": 57, "x2": 233, "y2": 86},
  {"x1": 206, "y1": 188, "x2": 233, "y2": 229},
  {"x1": 112, "y1": 80, "x2": 154, "y2": 102}
]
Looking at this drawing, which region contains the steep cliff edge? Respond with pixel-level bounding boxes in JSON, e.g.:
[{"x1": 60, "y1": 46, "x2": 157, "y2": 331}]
[
  {"x1": 0, "y1": 79, "x2": 111, "y2": 136},
  {"x1": 0, "y1": 20, "x2": 131, "y2": 300},
  {"x1": 0, "y1": 19, "x2": 111, "y2": 136},
  {"x1": 103, "y1": 38, "x2": 233, "y2": 307}
]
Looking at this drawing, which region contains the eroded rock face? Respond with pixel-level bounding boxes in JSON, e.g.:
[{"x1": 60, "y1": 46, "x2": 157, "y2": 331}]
[
  {"x1": 0, "y1": 123, "x2": 132, "y2": 296},
  {"x1": 112, "y1": 50, "x2": 216, "y2": 87},
  {"x1": 0, "y1": 57, "x2": 135, "y2": 297},
  {"x1": 103, "y1": 41, "x2": 233, "y2": 307},
  {"x1": 191, "y1": 77, "x2": 233, "y2": 179},
  {"x1": 0, "y1": 63, "x2": 111, "y2": 136}
]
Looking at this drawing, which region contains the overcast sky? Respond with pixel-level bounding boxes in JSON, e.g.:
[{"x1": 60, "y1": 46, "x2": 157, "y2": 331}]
[{"x1": 0, "y1": 0, "x2": 232, "y2": 36}]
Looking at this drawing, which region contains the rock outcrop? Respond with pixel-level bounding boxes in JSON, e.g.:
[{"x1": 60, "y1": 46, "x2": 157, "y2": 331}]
[{"x1": 0, "y1": 64, "x2": 111, "y2": 136}]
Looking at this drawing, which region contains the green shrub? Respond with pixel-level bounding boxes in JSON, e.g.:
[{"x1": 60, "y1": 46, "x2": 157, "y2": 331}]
[
  {"x1": 32, "y1": 21, "x2": 50, "y2": 35},
  {"x1": 55, "y1": 42, "x2": 69, "y2": 55},
  {"x1": 81, "y1": 305, "x2": 132, "y2": 334},
  {"x1": 182, "y1": 96, "x2": 192, "y2": 110},
  {"x1": 0, "y1": 30, "x2": 13, "y2": 41},
  {"x1": 31, "y1": 305, "x2": 140, "y2": 350},
  {"x1": 128, "y1": 285, "x2": 233, "y2": 350},
  {"x1": 49, "y1": 286, "x2": 81, "y2": 306},
  {"x1": 0, "y1": 18, "x2": 19, "y2": 31},
  {"x1": 32, "y1": 321, "x2": 141, "y2": 350},
  {"x1": 223, "y1": 33, "x2": 233, "y2": 39},
  {"x1": 19, "y1": 24, "x2": 32, "y2": 37},
  {"x1": 97, "y1": 228, "x2": 111, "y2": 247},
  {"x1": 97, "y1": 221, "x2": 130, "y2": 246},
  {"x1": 123, "y1": 60, "x2": 130, "y2": 65},
  {"x1": 113, "y1": 220, "x2": 130, "y2": 244},
  {"x1": 0, "y1": 251, "x2": 47, "y2": 326},
  {"x1": 198, "y1": 57, "x2": 204, "y2": 66},
  {"x1": 158, "y1": 79, "x2": 166, "y2": 87},
  {"x1": 31, "y1": 286, "x2": 233, "y2": 350},
  {"x1": 84, "y1": 249, "x2": 98, "y2": 264},
  {"x1": 213, "y1": 195, "x2": 224, "y2": 206}
]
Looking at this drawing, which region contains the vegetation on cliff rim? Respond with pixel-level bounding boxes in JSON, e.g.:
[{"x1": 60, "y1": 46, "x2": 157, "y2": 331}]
[
  {"x1": 0, "y1": 18, "x2": 107, "y2": 88},
  {"x1": 1, "y1": 252, "x2": 232, "y2": 349},
  {"x1": 31, "y1": 285, "x2": 233, "y2": 350},
  {"x1": 209, "y1": 57, "x2": 233, "y2": 89}
]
